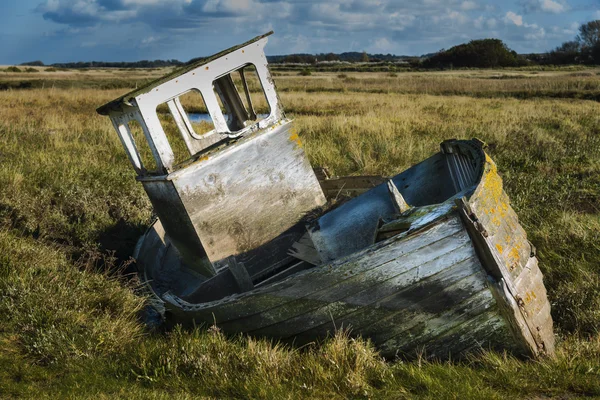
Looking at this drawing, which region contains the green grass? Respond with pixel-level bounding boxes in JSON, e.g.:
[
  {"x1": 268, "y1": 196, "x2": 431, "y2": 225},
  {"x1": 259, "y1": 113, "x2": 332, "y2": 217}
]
[{"x1": 0, "y1": 71, "x2": 600, "y2": 398}]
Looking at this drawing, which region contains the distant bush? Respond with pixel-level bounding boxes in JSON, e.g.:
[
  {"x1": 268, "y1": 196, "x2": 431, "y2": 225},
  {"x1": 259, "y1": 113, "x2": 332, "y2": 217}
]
[
  {"x1": 337, "y1": 74, "x2": 348, "y2": 79},
  {"x1": 44, "y1": 67, "x2": 70, "y2": 72},
  {"x1": 423, "y1": 39, "x2": 521, "y2": 69},
  {"x1": 298, "y1": 69, "x2": 312, "y2": 76},
  {"x1": 5, "y1": 66, "x2": 22, "y2": 73},
  {"x1": 20, "y1": 60, "x2": 44, "y2": 67},
  {"x1": 388, "y1": 72, "x2": 398, "y2": 77},
  {"x1": 24, "y1": 68, "x2": 39, "y2": 73}
]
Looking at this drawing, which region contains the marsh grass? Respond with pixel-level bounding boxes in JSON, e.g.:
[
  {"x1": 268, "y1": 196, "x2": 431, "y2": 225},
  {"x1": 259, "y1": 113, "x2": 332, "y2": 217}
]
[{"x1": 0, "y1": 70, "x2": 600, "y2": 398}]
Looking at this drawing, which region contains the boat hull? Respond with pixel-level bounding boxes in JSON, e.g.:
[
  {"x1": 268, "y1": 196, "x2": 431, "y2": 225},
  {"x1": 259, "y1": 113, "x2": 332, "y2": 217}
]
[
  {"x1": 163, "y1": 214, "x2": 528, "y2": 358},
  {"x1": 136, "y1": 140, "x2": 554, "y2": 359}
]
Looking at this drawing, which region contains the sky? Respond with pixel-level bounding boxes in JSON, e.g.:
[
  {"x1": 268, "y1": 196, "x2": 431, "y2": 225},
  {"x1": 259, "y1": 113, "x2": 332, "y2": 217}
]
[{"x1": 0, "y1": 0, "x2": 598, "y2": 64}]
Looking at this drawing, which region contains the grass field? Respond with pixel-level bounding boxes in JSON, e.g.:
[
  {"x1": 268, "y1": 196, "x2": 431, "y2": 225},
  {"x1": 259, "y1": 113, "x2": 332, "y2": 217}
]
[{"x1": 1, "y1": 67, "x2": 600, "y2": 398}]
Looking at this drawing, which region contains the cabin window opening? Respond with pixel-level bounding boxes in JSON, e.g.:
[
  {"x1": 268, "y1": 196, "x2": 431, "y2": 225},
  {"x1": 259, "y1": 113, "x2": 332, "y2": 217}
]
[
  {"x1": 156, "y1": 103, "x2": 192, "y2": 166},
  {"x1": 156, "y1": 89, "x2": 219, "y2": 163},
  {"x1": 212, "y1": 63, "x2": 271, "y2": 133},
  {"x1": 173, "y1": 90, "x2": 216, "y2": 138},
  {"x1": 127, "y1": 119, "x2": 158, "y2": 172}
]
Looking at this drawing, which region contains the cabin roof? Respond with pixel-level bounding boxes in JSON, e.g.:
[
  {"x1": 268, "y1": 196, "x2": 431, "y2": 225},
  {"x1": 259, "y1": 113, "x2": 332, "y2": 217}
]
[{"x1": 96, "y1": 31, "x2": 273, "y2": 116}]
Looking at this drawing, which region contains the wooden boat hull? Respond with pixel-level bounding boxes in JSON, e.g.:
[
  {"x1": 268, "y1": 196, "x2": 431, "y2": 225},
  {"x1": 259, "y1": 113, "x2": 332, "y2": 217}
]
[{"x1": 136, "y1": 139, "x2": 554, "y2": 359}]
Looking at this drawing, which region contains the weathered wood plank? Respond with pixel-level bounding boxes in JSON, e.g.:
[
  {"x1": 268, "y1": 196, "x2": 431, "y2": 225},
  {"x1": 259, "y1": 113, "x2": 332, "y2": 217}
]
[
  {"x1": 254, "y1": 261, "x2": 313, "y2": 288},
  {"x1": 387, "y1": 179, "x2": 410, "y2": 214},
  {"x1": 227, "y1": 256, "x2": 254, "y2": 292},
  {"x1": 459, "y1": 165, "x2": 555, "y2": 358},
  {"x1": 276, "y1": 225, "x2": 470, "y2": 299},
  {"x1": 512, "y1": 257, "x2": 555, "y2": 353},
  {"x1": 379, "y1": 287, "x2": 495, "y2": 356},
  {"x1": 217, "y1": 228, "x2": 474, "y2": 332},
  {"x1": 272, "y1": 254, "x2": 481, "y2": 342},
  {"x1": 415, "y1": 312, "x2": 517, "y2": 360},
  {"x1": 166, "y1": 216, "x2": 468, "y2": 327},
  {"x1": 355, "y1": 268, "x2": 489, "y2": 346}
]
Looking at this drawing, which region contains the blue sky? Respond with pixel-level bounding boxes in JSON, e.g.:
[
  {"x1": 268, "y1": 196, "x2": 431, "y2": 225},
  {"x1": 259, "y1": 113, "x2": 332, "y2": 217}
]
[{"x1": 0, "y1": 0, "x2": 598, "y2": 64}]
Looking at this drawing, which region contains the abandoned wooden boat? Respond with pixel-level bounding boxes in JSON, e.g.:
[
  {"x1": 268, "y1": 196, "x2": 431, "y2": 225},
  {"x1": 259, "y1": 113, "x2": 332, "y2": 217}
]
[{"x1": 97, "y1": 32, "x2": 555, "y2": 360}]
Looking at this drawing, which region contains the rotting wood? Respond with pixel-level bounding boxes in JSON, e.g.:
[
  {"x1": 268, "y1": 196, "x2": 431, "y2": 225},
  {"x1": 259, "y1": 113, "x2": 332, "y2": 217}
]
[
  {"x1": 288, "y1": 232, "x2": 321, "y2": 265},
  {"x1": 226, "y1": 256, "x2": 254, "y2": 292},
  {"x1": 139, "y1": 138, "x2": 554, "y2": 360},
  {"x1": 387, "y1": 178, "x2": 411, "y2": 214},
  {"x1": 456, "y1": 196, "x2": 554, "y2": 357}
]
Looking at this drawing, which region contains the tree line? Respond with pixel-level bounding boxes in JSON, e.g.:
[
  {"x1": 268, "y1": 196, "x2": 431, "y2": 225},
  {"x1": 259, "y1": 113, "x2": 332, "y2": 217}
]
[{"x1": 20, "y1": 59, "x2": 184, "y2": 69}]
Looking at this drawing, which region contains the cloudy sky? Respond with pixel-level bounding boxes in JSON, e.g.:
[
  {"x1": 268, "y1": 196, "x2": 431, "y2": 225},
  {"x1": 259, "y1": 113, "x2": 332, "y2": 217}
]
[{"x1": 0, "y1": 0, "x2": 598, "y2": 64}]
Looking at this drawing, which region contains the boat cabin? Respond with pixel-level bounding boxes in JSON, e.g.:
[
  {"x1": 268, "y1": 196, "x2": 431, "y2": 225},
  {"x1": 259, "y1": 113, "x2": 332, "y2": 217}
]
[{"x1": 97, "y1": 32, "x2": 327, "y2": 278}]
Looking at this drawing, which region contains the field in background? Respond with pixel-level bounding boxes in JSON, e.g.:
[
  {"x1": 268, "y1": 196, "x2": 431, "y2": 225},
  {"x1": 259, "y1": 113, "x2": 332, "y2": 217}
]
[
  {"x1": 0, "y1": 68, "x2": 599, "y2": 398},
  {"x1": 3, "y1": 65, "x2": 600, "y2": 98}
]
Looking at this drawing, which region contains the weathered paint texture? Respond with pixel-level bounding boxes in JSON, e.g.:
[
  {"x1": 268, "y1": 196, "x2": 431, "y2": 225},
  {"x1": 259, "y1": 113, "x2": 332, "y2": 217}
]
[{"x1": 170, "y1": 121, "x2": 326, "y2": 263}]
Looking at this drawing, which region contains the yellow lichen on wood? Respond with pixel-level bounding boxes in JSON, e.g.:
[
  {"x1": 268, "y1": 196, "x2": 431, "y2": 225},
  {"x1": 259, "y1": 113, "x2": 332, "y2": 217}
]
[
  {"x1": 507, "y1": 245, "x2": 522, "y2": 267},
  {"x1": 524, "y1": 291, "x2": 538, "y2": 305},
  {"x1": 289, "y1": 129, "x2": 303, "y2": 148}
]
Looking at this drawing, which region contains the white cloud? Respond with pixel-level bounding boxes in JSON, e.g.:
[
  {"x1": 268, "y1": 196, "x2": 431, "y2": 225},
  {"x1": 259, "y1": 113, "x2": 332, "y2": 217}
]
[
  {"x1": 504, "y1": 11, "x2": 523, "y2": 26},
  {"x1": 460, "y1": 1, "x2": 477, "y2": 11},
  {"x1": 474, "y1": 15, "x2": 497, "y2": 30},
  {"x1": 548, "y1": 21, "x2": 578, "y2": 39},
  {"x1": 540, "y1": 0, "x2": 567, "y2": 13},
  {"x1": 371, "y1": 37, "x2": 393, "y2": 51},
  {"x1": 501, "y1": 11, "x2": 547, "y2": 43},
  {"x1": 448, "y1": 11, "x2": 468, "y2": 24},
  {"x1": 202, "y1": 0, "x2": 253, "y2": 14},
  {"x1": 525, "y1": 26, "x2": 545, "y2": 40},
  {"x1": 432, "y1": 9, "x2": 468, "y2": 26}
]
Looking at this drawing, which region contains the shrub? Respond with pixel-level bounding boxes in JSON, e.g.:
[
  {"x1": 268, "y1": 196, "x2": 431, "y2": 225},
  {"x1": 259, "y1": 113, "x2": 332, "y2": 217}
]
[
  {"x1": 298, "y1": 69, "x2": 312, "y2": 76},
  {"x1": 5, "y1": 66, "x2": 22, "y2": 73},
  {"x1": 423, "y1": 39, "x2": 519, "y2": 69}
]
